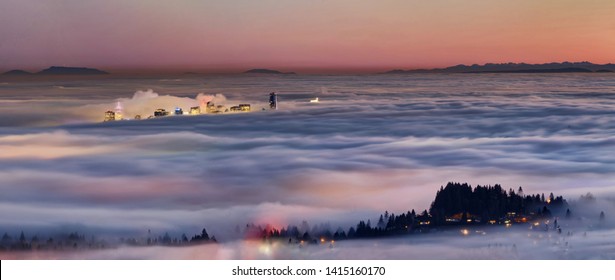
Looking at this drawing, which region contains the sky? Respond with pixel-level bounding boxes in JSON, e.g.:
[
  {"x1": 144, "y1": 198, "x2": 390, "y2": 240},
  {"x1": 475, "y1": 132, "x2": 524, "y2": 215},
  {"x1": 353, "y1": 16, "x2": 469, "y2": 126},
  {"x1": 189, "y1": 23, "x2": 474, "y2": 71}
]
[{"x1": 1, "y1": 0, "x2": 614, "y2": 73}]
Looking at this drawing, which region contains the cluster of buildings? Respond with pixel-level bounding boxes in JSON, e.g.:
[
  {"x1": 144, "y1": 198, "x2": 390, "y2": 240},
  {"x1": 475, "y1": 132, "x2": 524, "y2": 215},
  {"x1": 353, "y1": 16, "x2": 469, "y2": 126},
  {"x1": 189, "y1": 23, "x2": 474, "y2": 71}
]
[{"x1": 104, "y1": 92, "x2": 278, "y2": 122}]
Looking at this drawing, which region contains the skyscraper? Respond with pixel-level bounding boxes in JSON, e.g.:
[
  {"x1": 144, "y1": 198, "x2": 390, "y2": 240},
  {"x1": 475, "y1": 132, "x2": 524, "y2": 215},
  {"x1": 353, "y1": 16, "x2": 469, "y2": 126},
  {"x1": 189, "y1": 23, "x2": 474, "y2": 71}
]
[
  {"x1": 154, "y1": 109, "x2": 168, "y2": 117},
  {"x1": 269, "y1": 92, "x2": 277, "y2": 110},
  {"x1": 114, "y1": 101, "x2": 123, "y2": 120},
  {"x1": 104, "y1": 111, "x2": 115, "y2": 122},
  {"x1": 189, "y1": 106, "x2": 200, "y2": 115}
]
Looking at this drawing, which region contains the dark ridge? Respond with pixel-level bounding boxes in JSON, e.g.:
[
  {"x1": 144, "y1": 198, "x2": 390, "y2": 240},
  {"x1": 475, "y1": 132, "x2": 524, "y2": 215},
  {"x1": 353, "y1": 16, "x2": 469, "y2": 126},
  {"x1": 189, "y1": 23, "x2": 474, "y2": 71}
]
[
  {"x1": 384, "y1": 62, "x2": 615, "y2": 74},
  {"x1": 468, "y1": 67, "x2": 593, "y2": 73},
  {"x1": 243, "y1": 68, "x2": 296, "y2": 75},
  {"x1": 37, "y1": 66, "x2": 109, "y2": 75},
  {"x1": 384, "y1": 69, "x2": 408, "y2": 74},
  {"x1": 2, "y1": 70, "x2": 33, "y2": 75},
  {"x1": 596, "y1": 69, "x2": 613, "y2": 73}
]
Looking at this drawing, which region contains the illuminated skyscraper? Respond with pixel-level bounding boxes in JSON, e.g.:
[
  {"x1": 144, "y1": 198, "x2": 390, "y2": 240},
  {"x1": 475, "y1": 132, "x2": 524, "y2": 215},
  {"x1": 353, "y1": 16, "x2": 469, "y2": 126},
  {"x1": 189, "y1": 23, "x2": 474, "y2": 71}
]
[
  {"x1": 269, "y1": 92, "x2": 277, "y2": 110},
  {"x1": 239, "y1": 104, "x2": 251, "y2": 112},
  {"x1": 154, "y1": 109, "x2": 168, "y2": 117},
  {"x1": 114, "y1": 101, "x2": 123, "y2": 120},
  {"x1": 104, "y1": 111, "x2": 115, "y2": 122},
  {"x1": 189, "y1": 106, "x2": 200, "y2": 115},
  {"x1": 206, "y1": 101, "x2": 224, "y2": 113}
]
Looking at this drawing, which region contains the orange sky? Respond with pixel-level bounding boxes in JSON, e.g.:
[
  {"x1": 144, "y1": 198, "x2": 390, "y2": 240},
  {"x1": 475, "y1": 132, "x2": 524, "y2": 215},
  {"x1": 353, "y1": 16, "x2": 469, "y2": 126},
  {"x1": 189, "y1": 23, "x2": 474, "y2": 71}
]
[{"x1": 0, "y1": 0, "x2": 614, "y2": 73}]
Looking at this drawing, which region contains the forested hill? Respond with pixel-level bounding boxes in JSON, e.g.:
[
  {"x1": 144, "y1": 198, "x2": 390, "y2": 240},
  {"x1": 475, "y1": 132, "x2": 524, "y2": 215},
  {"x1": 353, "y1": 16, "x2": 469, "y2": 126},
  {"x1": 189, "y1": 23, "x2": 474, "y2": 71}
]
[{"x1": 429, "y1": 182, "x2": 567, "y2": 225}]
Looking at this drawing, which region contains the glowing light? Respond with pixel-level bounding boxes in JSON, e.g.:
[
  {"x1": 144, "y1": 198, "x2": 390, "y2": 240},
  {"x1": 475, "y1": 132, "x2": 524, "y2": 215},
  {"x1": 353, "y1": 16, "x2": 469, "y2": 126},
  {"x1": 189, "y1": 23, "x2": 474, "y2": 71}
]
[
  {"x1": 310, "y1": 97, "x2": 320, "y2": 103},
  {"x1": 460, "y1": 229, "x2": 469, "y2": 236},
  {"x1": 320, "y1": 238, "x2": 325, "y2": 243},
  {"x1": 258, "y1": 244, "x2": 272, "y2": 256}
]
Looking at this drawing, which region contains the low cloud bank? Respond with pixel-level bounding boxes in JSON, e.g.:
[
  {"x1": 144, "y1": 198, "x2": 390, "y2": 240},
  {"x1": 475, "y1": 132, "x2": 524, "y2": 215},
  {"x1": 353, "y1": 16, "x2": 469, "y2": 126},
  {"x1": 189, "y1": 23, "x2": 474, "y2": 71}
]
[{"x1": 0, "y1": 75, "x2": 614, "y2": 256}]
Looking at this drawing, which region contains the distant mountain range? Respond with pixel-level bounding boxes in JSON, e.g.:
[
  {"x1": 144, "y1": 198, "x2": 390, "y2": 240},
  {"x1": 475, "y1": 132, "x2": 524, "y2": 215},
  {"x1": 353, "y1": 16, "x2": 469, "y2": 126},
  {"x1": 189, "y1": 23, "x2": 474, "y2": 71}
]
[
  {"x1": 243, "y1": 68, "x2": 296, "y2": 75},
  {"x1": 2, "y1": 66, "x2": 109, "y2": 76},
  {"x1": 384, "y1": 62, "x2": 615, "y2": 74}
]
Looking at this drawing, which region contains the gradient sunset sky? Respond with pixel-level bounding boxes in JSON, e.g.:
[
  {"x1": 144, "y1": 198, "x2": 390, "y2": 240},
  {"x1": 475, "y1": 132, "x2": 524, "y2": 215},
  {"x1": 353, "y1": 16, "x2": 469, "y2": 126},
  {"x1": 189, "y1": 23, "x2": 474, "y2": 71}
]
[{"x1": 1, "y1": 0, "x2": 614, "y2": 73}]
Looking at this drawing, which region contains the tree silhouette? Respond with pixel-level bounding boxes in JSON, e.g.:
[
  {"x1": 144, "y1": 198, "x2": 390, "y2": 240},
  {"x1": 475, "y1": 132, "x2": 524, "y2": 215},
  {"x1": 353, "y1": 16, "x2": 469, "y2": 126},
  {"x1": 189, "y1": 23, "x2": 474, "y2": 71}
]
[
  {"x1": 302, "y1": 232, "x2": 311, "y2": 242},
  {"x1": 190, "y1": 228, "x2": 211, "y2": 243},
  {"x1": 1, "y1": 233, "x2": 11, "y2": 243}
]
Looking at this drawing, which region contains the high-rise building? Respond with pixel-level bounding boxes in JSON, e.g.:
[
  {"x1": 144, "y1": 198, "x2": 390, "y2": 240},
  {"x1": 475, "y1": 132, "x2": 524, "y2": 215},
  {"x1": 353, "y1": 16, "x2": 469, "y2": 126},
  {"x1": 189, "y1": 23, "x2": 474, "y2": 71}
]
[
  {"x1": 269, "y1": 92, "x2": 277, "y2": 110},
  {"x1": 154, "y1": 108, "x2": 168, "y2": 117},
  {"x1": 104, "y1": 111, "x2": 115, "y2": 122},
  {"x1": 114, "y1": 101, "x2": 123, "y2": 120},
  {"x1": 231, "y1": 104, "x2": 251, "y2": 112},
  {"x1": 239, "y1": 104, "x2": 251, "y2": 112},
  {"x1": 206, "y1": 102, "x2": 224, "y2": 113},
  {"x1": 189, "y1": 106, "x2": 200, "y2": 115}
]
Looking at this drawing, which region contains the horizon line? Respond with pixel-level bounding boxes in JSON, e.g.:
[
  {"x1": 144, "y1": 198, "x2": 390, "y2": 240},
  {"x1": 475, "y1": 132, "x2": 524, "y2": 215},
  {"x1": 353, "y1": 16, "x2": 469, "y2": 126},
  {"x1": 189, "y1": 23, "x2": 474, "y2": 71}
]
[{"x1": 2, "y1": 60, "x2": 615, "y2": 75}]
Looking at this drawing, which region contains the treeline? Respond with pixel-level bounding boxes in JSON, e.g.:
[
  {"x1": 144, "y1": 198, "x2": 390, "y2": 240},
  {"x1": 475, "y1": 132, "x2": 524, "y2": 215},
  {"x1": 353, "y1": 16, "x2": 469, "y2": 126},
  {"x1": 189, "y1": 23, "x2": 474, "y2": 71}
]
[
  {"x1": 251, "y1": 182, "x2": 573, "y2": 241},
  {"x1": 0, "y1": 228, "x2": 217, "y2": 252},
  {"x1": 3, "y1": 183, "x2": 609, "y2": 251},
  {"x1": 1, "y1": 231, "x2": 107, "y2": 251},
  {"x1": 429, "y1": 182, "x2": 567, "y2": 225}
]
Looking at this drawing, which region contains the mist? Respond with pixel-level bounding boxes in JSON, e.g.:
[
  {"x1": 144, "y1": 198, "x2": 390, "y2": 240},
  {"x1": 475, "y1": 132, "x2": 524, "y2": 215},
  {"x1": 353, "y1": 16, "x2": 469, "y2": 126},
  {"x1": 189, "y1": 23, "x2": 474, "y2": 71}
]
[{"x1": 1, "y1": 74, "x2": 614, "y2": 259}]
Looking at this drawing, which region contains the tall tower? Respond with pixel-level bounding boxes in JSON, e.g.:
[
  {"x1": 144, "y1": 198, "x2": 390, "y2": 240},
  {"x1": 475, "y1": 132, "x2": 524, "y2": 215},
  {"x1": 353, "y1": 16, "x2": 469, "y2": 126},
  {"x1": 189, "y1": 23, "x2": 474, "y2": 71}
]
[
  {"x1": 269, "y1": 92, "x2": 277, "y2": 110},
  {"x1": 114, "y1": 101, "x2": 123, "y2": 120}
]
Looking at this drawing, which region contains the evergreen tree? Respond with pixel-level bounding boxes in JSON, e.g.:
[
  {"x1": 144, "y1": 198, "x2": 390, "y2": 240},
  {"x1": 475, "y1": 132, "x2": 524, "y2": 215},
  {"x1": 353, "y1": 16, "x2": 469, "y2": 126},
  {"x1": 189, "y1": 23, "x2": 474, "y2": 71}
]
[
  {"x1": 162, "y1": 232, "x2": 171, "y2": 244},
  {"x1": 347, "y1": 227, "x2": 356, "y2": 238},
  {"x1": 542, "y1": 206, "x2": 552, "y2": 217},
  {"x1": 1, "y1": 233, "x2": 11, "y2": 242},
  {"x1": 302, "y1": 232, "x2": 311, "y2": 242},
  {"x1": 201, "y1": 228, "x2": 210, "y2": 240},
  {"x1": 377, "y1": 215, "x2": 386, "y2": 229}
]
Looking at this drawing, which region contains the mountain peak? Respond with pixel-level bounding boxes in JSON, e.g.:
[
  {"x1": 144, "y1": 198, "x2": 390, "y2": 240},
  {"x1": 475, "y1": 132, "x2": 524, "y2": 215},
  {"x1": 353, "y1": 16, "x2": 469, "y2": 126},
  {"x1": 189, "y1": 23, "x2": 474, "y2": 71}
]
[
  {"x1": 243, "y1": 68, "x2": 296, "y2": 75},
  {"x1": 37, "y1": 66, "x2": 109, "y2": 75}
]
